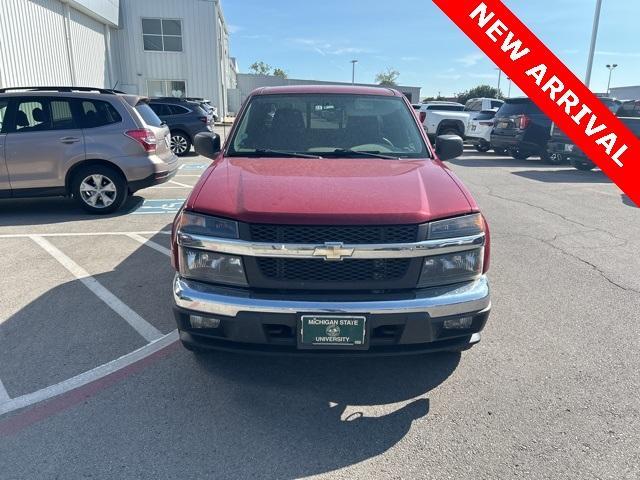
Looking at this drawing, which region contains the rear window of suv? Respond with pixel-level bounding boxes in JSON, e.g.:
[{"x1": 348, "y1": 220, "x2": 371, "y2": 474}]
[
  {"x1": 496, "y1": 100, "x2": 542, "y2": 116},
  {"x1": 135, "y1": 102, "x2": 163, "y2": 127}
]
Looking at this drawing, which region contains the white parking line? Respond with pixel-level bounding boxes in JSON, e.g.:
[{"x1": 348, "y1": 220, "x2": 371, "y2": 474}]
[
  {"x1": 168, "y1": 180, "x2": 194, "y2": 188},
  {"x1": 0, "y1": 379, "x2": 10, "y2": 404},
  {"x1": 126, "y1": 233, "x2": 172, "y2": 257},
  {"x1": 29, "y1": 236, "x2": 163, "y2": 343},
  {"x1": 0, "y1": 330, "x2": 178, "y2": 416},
  {"x1": 0, "y1": 231, "x2": 171, "y2": 239}
]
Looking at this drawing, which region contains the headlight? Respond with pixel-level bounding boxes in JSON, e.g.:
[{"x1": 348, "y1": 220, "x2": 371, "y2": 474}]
[
  {"x1": 177, "y1": 211, "x2": 239, "y2": 239},
  {"x1": 179, "y1": 247, "x2": 248, "y2": 286},
  {"x1": 418, "y1": 248, "x2": 483, "y2": 288},
  {"x1": 429, "y1": 213, "x2": 484, "y2": 240}
]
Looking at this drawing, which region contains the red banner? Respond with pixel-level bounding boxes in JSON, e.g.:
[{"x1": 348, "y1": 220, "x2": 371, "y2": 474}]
[{"x1": 433, "y1": 0, "x2": 640, "y2": 206}]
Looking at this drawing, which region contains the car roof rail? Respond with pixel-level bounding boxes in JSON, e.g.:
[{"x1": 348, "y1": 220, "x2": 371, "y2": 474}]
[{"x1": 0, "y1": 86, "x2": 126, "y2": 94}]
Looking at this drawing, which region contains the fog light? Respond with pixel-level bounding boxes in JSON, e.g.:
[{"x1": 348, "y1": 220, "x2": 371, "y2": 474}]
[
  {"x1": 190, "y1": 315, "x2": 221, "y2": 329},
  {"x1": 443, "y1": 316, "x2": 473, "y2": 330}
]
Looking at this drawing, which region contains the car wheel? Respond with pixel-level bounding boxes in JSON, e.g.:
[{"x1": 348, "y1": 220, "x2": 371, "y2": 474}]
[
  {"x1": 493, "y1": 147, "x2": 507, "y2": 155},
  {"x1": 573, "y1": 161, "x2": 595, "y2": 171},
  {"x1": 72, "y1": 165, "x2": 127, "y2": 214},
  {"x1": 170, "y1": 132, "x2": 191, "y2": 156},
  {"x1": 475, "y1": 144, "x2": 491, "y2": 153},
  {"x1": 440, "y1": 128, "x2": 461, "y2": 137},
  {"x1": 511, "y1": 149, "x2": 530, "y2": 160}
]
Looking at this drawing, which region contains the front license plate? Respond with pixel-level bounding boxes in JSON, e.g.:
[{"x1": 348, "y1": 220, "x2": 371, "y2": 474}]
[{"x1": 299, "y1": 315, "x2": 366, "y2": 348}]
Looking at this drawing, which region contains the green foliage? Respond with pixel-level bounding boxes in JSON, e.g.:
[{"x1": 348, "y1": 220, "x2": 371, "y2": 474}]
[
  {"x1": 455, "y1": 85, "x2": 503, "y2": 104},
  {"x1": 272, "y1": 68, "x2": 288, "y2": 79},
  {"x1": 375, "y1": 67, "x2": 400, "y2": 87},
  {"x1": 249, "y1": 61, "x2": 272, "y2": 75}
]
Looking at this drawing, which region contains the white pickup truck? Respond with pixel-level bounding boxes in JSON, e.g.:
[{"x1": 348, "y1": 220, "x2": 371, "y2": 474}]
[{"x1": 421, "y1": 97, "x2": 504, "y2": 141}]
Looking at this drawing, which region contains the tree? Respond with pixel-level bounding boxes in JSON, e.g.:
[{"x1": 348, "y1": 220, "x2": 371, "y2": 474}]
[
  {"x1": 375, "y1": 67, "x2": 400, "y2": 87},
  {"x1": 249, "y1": 61, "x2": 272, "y2": 75},
  {"x1": 455, "y1": 85, "x2": 503, "y2": 104},
  {"x1": 272, "y1": 68, "x2": 288, "y2": 79}
]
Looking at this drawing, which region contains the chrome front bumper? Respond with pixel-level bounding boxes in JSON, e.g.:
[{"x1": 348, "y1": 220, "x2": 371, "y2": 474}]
[{"x1": 173, "y1": 274, "x2": 491, "y2": 319}]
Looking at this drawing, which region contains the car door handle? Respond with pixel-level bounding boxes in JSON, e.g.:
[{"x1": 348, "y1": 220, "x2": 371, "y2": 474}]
[{"x1": 60, "y1": 137, "x2": 81, "y2": 144}]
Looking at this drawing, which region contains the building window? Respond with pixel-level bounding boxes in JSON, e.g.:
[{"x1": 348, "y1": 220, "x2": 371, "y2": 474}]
[
  {"x1": 142, "y1": 18, "x2": 183, "y2": 52},
  {"x1": 147, "y1": 80, "x2": 187, "y2": 98}
]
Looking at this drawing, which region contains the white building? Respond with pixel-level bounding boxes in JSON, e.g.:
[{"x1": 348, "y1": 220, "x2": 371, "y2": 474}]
[
  {"x1": 609, "y1": 86, "x2": 640, "y2": 101},
  {"x1": 0, "y1": 0, "x2": 234, "y2": 116}
]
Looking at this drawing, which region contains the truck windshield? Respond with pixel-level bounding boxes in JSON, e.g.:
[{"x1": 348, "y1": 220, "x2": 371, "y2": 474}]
[{"x1": 228, "y1": 94, "x2": 429, "y2": 159}]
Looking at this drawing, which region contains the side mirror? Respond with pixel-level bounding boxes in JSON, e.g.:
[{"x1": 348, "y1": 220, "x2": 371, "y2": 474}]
[
  {"x1": 193, "y1": 132, "x2": 221, "y2": 159},
  {"x1": 435, "y1": 135, "x2": 464, "y2": 161}
]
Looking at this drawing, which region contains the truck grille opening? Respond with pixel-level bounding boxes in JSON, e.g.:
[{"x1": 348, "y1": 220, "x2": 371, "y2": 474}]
[
  {"x1": 256, "y1": 258, "x2": 411, "y2": 283},
  {"x1": 249, "y1": 224, "x2": 419, "y2": 244}
]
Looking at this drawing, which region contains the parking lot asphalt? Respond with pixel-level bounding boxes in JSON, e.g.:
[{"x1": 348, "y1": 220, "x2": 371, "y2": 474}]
[{"x1": 0, "y1": 143, "x2": 638, "y2": 479}]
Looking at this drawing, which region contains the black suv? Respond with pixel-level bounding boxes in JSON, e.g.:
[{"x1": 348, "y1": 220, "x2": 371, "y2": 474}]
[
  {"x1": 149, "y1": 98, "x2": 214, "y2": 156},
  {"x1": 546, "y1": 97, "x2": 621, "y2": 167},
  {"x1": 553, "y1": 100, "x2": 639, "y2": 171},
  {"x1": 490, "y1": 97, "x2": 553, "y2": 162}
]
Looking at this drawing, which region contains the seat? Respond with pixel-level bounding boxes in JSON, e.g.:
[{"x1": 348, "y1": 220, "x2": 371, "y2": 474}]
[
  {"x1": 345, "y1": 115, "x2": 381, "y2": 147},
  {"x1": 15, "y1": 111, "x2": 30, "y2": 129},
  {"x1": 269, "y1": 108, "x2": 306, "y2": 151},
  {"x1": 30, "y1": 107, "x2": 50, "y2": 131}
]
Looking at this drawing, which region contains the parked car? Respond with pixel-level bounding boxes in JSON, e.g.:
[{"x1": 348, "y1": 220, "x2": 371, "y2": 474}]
[
  {"x1": 0, "y1": 86, "x2": 177, "y2": 213},
  {"x1": 490, "y1": 97, "x2": 553, "y2": 161},
  {"x1": 546, "y1": 97, "x2": 622, "y2": 165},
  {"x1": 171, "y1": 85, "x2": 491, "y2": 355},
  {"x1": 421, "y1": 98, "x2": 503, "y2": 142},
  {"x1": 466, "y1": 109, "x2": 498, "y2": 152},
  {"x1": 149, "y1": 97, "x2": 214, "y2": 156},
  {"x1": 184, "y1": 97, "x2": 219, "y2": 122},
  {"x1": 561, "y1": 105, "x2": 640, "y2": 171}
]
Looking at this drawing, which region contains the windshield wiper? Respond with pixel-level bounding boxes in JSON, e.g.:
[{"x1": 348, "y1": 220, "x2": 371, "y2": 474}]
[
  {"x1": 331, "y1": 149, "x2": 400, "y2": 160},
  {"x1": 252, "y1": 149, "x2": 323, "y2": 159}
]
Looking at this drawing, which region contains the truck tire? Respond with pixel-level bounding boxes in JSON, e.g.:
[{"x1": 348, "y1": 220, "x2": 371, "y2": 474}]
[
  {"x1": 71, "y1": 164, "x2": 128, "y2": 214},
  {"x1": 475, "y1": 144, "x2": 491, "y2": 153},
  {"x1": 511, "y1": 149, "x2": 530, "y2": 160},
  {"x1": 493, "y1": 147, "x2": 507, "y2": 155}
]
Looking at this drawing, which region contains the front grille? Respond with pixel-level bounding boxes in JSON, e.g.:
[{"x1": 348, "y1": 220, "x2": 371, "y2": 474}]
[
  {"x1": 249, "y1": 224, "x2": 419, "y2": 244},
  {"x1": 256, "y1": 258, "x2": 411, "y2": 283}
]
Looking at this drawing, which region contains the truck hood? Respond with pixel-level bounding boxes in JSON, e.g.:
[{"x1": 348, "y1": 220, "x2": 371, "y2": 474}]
[{"x1": 188, "y1": 157, "x2": 473, "y2": 225}]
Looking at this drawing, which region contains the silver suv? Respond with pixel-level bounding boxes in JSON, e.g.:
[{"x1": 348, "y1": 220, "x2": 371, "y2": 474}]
[{"x1": 0, "y1": 87, "x2": 178, "y2": 213}]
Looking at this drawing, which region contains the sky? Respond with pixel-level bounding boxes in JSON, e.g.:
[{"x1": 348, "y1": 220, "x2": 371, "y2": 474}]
[{"x1": 222, "y1": 0, "x2": 639, "y2": 99}]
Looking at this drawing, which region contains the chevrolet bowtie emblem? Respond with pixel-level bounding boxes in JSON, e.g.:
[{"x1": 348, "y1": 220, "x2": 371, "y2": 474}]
[{"x1": 312, "y1": 242, "x2": 355, "y2": 261}]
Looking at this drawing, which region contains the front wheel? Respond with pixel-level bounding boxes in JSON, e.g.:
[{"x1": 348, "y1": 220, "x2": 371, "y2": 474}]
[
  {"x1": 493, "y1": 147, "x2": 507, "y2": 155},
  {"x1": 573, "y1": 161, "x2": 595, "y2": 171},
  {"x1": 72, "y1": 165, "x2": 128, "y2": 214},
  {"x1": 170, "y1": 132, "x2": 192, "y2": 156},
  {"x1": 475, "y1": 143, "x2": 491, "y2": 153},
  {"x1": 511, "y1": 149, "x2": 530, "y2": 160}
]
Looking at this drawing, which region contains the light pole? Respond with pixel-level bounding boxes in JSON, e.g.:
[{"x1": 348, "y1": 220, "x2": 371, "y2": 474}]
[
  {"x1": 606, "y1": 64, "x2": 618, "y2": 94},
  {"x1": 585, "y1": 0, "x2": 603, "y2": 87},
  {"x1": 351, "y1": 59, "x2": 358, "y2": 84},
  {"x1": 506, "y1": 77, "x2": 512, "y2": 98},
  {"x1": 495, "y1": 67, "x2": 502, "y2": 94}
]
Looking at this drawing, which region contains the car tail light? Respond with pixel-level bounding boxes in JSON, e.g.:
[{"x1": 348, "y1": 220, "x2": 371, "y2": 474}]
[
  {"x1": 199, "y1": 116, "x2": 208, "y2": 124},
  {"x1": 419, "y1": 111, "x2": 426, "y2": 123},
  {"x1": 518, "y1": 115, "x2": 531, "y2": 129},
  {"x1": 125, "y1": 128, "x2": 157, "y2": 152}
]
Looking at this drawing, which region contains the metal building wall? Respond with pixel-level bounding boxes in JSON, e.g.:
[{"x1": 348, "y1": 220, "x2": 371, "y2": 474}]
[
  {"x1": 70, "y1": 8, "x2": 110, "y2": 87},
  {"x1": 0, "y1": 0, "x2": 112, "y2": 88},
  {"x1": 0, "y1": 0, "x2": 72, "y2": 87},
  {"x1": 111, "y1": 0, "x2": 226, "y2": 114}
]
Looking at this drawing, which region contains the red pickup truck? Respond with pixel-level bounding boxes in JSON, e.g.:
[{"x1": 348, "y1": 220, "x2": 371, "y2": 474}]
[{"x1": 171, "y1": 85, "x2": 491, "y2": 355}]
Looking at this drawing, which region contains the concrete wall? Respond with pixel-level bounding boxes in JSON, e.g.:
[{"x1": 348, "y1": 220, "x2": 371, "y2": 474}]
[{"x1": 235, "y1": 74, "x2": 421, "y2": 109}]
